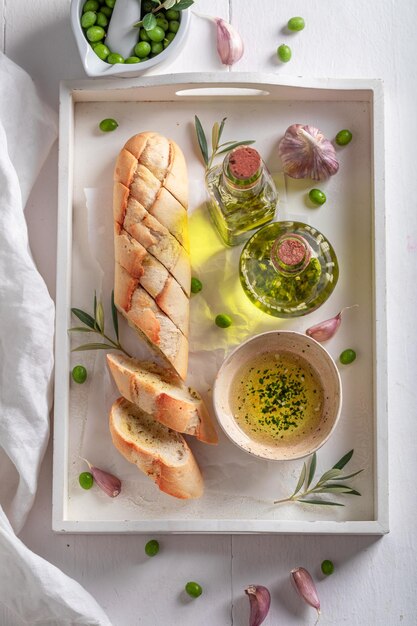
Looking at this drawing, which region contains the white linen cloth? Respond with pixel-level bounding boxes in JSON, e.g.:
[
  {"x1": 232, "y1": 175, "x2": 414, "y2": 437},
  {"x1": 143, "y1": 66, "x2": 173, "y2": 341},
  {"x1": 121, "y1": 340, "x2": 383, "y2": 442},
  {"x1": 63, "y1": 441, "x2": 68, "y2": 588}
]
[{"x1": 0, "y1": 52, "x2": 111, "y2": 625}]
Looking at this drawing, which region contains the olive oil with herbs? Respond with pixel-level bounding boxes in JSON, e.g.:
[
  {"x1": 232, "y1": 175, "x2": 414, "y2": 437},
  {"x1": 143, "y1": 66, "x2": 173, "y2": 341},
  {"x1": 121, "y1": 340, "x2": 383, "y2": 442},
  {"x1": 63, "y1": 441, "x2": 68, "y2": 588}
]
[{"x1": 231, "y1": 351, "x2": 324, "y2": 445}]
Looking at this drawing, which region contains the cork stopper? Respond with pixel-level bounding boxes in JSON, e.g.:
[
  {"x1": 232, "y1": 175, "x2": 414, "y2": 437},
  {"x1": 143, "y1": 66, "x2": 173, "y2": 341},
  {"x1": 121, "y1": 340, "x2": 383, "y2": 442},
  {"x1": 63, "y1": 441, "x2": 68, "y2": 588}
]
[
  {"x1": 228, "y1": 146, "x2": 261, "y2": 180},
  {"x1": 271, "y1": 234, "x2": 311, "y2": 275}
]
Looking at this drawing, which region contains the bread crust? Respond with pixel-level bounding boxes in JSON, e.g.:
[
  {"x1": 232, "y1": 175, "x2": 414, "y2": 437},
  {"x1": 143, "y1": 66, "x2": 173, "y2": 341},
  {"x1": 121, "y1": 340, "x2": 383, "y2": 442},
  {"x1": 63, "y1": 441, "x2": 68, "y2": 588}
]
[
  {"x1": 107, "y1": 354, "x2": 218, "y2": 445},
  {"x1": 109, "y1": 397, "x2": 204, "y2": 499}
]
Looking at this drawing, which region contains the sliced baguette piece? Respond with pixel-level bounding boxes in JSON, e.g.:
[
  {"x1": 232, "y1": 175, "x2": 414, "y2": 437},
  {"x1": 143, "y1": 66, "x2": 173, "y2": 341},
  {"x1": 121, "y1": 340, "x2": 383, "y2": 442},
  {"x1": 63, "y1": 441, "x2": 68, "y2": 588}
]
[
  {"x1": 110, "y1": 397, "x2": 204, "y2": 499},
  {"x1": 107, "y1": 354, "x2": 218, "y2": 445},
  {"x1": 115, "y1": 226, "x2": 189, "y2": 336},
  {"x1": 114, "y1": 263, "x2": 188, "y2": 379}
]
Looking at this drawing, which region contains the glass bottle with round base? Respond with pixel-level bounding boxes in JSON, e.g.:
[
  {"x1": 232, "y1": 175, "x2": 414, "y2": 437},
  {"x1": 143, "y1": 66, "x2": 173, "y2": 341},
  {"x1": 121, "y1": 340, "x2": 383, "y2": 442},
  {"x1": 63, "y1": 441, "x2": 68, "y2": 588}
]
[{"x1": 239, "y1": 221, "x2": 339, "y2": 318}]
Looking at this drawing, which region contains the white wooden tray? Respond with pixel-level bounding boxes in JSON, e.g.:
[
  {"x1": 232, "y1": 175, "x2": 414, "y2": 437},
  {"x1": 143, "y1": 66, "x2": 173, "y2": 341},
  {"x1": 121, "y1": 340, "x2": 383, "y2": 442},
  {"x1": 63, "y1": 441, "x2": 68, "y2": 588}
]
[{"x1": 53, "y1": 73, "x2": 388, "y2": 534}]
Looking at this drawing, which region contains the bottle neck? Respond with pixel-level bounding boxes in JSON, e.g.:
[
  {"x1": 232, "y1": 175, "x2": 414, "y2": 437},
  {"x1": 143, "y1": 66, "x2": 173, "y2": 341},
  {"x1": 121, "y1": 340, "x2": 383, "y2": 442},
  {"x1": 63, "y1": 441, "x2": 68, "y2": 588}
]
[{"x1": 271, "y1": 233, "x2": 311, "y2": 276}]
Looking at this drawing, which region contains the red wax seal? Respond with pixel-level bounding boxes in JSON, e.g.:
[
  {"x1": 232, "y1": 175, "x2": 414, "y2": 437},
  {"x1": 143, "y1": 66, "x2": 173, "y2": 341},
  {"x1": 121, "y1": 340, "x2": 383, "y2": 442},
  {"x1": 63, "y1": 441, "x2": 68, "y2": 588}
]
[{"x1": 228, "y1": 146, "x2": 261, "y2": 180}]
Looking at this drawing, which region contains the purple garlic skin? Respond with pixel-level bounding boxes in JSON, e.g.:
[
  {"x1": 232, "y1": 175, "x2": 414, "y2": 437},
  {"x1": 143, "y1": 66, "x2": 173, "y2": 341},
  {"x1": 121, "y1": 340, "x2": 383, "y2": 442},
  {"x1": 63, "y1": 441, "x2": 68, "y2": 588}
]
[
  {"x1": 279, "y1": 124, "x2": 339, "y2": 181},
  {"x1": 291, "y1": 567, "x2": 321, "y2": 614},
  {"x1": 306, "y1": 305, "x2": 359, "y2": 342},
  {"x1": 245, "y1": 585, "x2": 271, "y2": 626},
  {"x1": 91, "y1": 466, "x2": 121, "y2": 498}
]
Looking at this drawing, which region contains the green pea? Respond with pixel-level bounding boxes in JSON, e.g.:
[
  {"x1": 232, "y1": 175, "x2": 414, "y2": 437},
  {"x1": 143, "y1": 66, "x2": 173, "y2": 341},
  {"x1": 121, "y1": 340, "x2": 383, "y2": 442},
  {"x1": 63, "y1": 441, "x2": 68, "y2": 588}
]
[
  {"x1": 151, "y1": 41, "x2": 164, "y2": 55},
  {"x1": 339, "y1": 349, "x2": 356, "y2": 365},
  {"x1": 100, "y1": 5, "x2": 112, "y2": 17},
  {"x1": 168, "y1": 20, "x2": 180, "y2": 33},
  {"x1": 185, "y1": 582, "x2": 202, "y2": 598},
  {"x1": 125, "y1": 56, "x2": 141, "y2": 63},
  {"x1": 94, "y1": 43, "x2": 110, "y2": 60},
  {"x1": 139, "y1": 28, "x2": 150, "y2": 41},
  {"x1": 147, "y1": 26, "x2": 165, "y2": 42},
  {"x1": 104, "y1": 0, "x2": 115, "y2": 7},
  {"x1": 309, "y1": 188, "x2": 327, "y2": 206},
  {"x1": 107, "y1": 52, "x2": 124, "y2": 64},
  {"x1": 99, "y1": 118, "x2": 119, "y2": 132},
  {"x1": 81, "y1": 10, "x2": 97, "y2": 28},
  {"x1": 166, "y1": 9, "x2": 180, "y2": 20},
  {"x1": 156, "y1": 17, "x2": 169, "y2": 31},
  {"x1": 335, "y1": 129, "x2": 353, "y2": 146},
  {"x1": 215, "y1": 314, "x2": 232, "y2": 328},
  {"x1": 83, "y1": 0, "x2": 99, "y2": 12},
  {"x1": 145, "y1": 539, "x2": 160, "y2": 556},
  {"x1": 79, "y1": 471, "x2": 94, "y2": 489},
  {"x1": 96, "y1": 12, "x2": 108, "y2": 27},
  {"x1": 277, "y1": 44, "x2": 292, "y2": 63},
  {"x1": 321, "y1": 559, "x2": 334, "y2": 576},
  {"x1": 287, "y1": 16, "x2": 305, "y2": 31},
  {"x1": 134, "y1": 41, "x2": 151, "y2": 58},
  {"x1": 72, "y1": 365, "x2": 87, "y2": 384},
  {"x1": 191, "y1": 277, "x2": 203, "y2": 293}
]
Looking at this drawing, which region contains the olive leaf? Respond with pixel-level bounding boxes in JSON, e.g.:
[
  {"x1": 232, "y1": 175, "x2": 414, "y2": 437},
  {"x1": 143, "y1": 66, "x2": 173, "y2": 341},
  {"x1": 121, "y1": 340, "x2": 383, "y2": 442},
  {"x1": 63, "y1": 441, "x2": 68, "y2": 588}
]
[
  {"x1": 216, "y1": 140, "x2": 255, "y2": 155},
  {"x1": 73, "y1": 343, "x2": 116, "y2": 352},
  {"x1": 194, "y1": 115, "x2": 208, "y2": 166},
  {"x1": 174, "y1": 0, "x2": 194, "y2": 10},
  {"x1": 194, "y1": 116, "x2": 255, "y2": 170},
  {"x1": 274, "y1": 449, "x2": 364, "y2": 507},
  {"x1": 333, "y1": 449, "x2": 354, "y2": 470},
  {"x1": 111, "y1": 289, "x2": 119, "y2": 341},
  {"x1": 143, "y1": 12, "x2": 157, "y2": 30},
  {"x1": 305, "y1": 452, "x2": 317, "y2": 489},
  {"x1": 70, "y1": 294, "x2": 130, "y2": 357}
]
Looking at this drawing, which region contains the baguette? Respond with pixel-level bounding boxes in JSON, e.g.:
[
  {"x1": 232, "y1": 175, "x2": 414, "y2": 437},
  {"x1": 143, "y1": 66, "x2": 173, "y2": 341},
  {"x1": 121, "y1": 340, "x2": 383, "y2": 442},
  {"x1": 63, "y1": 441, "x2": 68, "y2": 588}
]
[
  {"x1": 113, "y1": 132, "x2": 191, "y2": 379},
  {"x1": 109, "y1": 397, "x2": 204, "y2": 499},
  {"x1": 107, "y1": 353, "x2": 218, "y2": 445}
]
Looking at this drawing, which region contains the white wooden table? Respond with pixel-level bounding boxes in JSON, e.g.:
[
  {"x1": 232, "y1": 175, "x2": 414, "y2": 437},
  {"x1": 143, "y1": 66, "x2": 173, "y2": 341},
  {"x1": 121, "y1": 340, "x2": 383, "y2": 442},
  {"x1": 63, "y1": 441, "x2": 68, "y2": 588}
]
[{"x1": 2, "y1": 1, "x2": 417, "y2": 624}]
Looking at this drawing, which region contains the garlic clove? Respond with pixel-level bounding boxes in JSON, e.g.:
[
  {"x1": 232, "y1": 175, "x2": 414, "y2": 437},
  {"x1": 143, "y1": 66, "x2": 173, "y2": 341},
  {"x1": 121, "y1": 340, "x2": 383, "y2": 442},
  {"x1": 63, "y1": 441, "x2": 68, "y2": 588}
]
[
  {"x1": 82, "y1": 459, "x2": 121, "y2": 497},
  {"x1": 291, "y1": 567, "x2": 320, "y2": 618},
  {"x1": 214, "y1": 17, "x2": 244, "y2": 66},
  {"x1": 306, "y1": 304, "x2": 358, "y2": 342},
  {"x1": 194, "y1": 12, "x2": 244, "y2": 66},
  {"x1": 245, "y1": 585, "x2": 271, "y2": 626},
  {"x1": 279, "y1": 124, "x2": 339, "y2": 181}
]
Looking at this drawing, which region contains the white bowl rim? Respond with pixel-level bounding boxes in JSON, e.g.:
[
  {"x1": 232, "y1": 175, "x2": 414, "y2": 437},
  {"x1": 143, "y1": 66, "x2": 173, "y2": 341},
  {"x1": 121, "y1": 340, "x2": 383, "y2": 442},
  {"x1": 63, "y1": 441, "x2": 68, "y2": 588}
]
[
  {"x1": 213, "y1": 330, "x2": 343, "y2": 462},
  {"x1": 71, "y1": 0, "x2": 191, "y2": 78}
]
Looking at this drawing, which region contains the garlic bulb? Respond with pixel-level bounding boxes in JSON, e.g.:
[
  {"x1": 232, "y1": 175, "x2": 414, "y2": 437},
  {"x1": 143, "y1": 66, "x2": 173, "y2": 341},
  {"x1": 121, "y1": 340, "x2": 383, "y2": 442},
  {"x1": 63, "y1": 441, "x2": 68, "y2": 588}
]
[{"x1": 279, "y1": 124, "x2": 339, "y2": 180}]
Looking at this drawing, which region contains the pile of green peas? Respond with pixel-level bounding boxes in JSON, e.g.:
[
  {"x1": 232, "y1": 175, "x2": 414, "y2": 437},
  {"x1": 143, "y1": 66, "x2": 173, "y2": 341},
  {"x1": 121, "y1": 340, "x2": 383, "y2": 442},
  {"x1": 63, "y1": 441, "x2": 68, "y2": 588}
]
[{"x1": 80, "y1": 0, "x2": 181, "y2": 65}]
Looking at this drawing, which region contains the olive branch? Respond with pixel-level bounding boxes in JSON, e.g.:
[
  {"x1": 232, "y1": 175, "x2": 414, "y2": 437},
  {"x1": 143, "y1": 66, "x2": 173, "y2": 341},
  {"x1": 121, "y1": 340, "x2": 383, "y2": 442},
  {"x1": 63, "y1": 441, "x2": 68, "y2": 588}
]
[
  {"x1": 69, "y1": 291, "x2": 130, "y2": 356},
  {"x1": 194, "y1": 115, "x2": 255, "y2": 171},
  {"x1": 274, "y1": 449, "x2": 364, "y2": 507},
  {"x1": 133, "y1": 0, "x2": 193, "y2": 31}
]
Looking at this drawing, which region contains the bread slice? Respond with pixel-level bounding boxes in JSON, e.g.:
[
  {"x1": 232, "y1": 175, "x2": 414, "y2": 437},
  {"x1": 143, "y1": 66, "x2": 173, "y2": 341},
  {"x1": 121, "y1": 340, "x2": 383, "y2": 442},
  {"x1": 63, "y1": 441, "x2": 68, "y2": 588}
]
[
  {"x1": 114, "y1": 263, "x2": 189, "y2": 379},
  {"x1": 109, "y1": 397, "x2": 204, "y2": 499},
  {"x1": 107, "y1": 354, "x2": 218, "y2": 445}
]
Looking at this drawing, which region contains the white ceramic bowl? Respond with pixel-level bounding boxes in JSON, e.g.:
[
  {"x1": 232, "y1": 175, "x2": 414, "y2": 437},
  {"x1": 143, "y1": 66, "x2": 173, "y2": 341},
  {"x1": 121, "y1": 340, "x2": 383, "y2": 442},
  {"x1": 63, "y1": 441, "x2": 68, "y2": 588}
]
[
  {"x1": 213, "y1": 331, "x2": 342, "y2": 461},
  {"x1": 71, "y1": 0, "x2": 191, "y2": 78}
]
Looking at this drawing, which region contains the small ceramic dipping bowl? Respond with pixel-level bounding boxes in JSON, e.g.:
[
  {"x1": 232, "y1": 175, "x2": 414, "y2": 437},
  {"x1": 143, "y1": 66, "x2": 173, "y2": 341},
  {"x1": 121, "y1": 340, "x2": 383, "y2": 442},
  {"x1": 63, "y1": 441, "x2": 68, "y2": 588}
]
[
  {"x1": 71, "y1": 0, "x2": 191, "y2": 78},
  {"x1": 213, "y1": 331, "x2": 342, "y2": 461}
]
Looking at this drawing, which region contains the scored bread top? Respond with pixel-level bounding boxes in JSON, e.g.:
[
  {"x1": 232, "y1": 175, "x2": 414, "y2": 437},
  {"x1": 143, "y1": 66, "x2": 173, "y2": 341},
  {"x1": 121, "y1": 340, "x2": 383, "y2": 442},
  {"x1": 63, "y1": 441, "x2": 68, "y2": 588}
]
[{"x1": 110, "y1": 397, "x2": 204, "y2": 499}]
